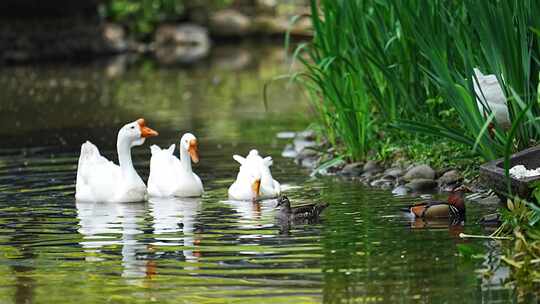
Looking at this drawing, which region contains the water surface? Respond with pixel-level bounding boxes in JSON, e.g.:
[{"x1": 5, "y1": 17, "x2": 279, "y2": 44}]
[{"x1": 0, "y1": 45, "x2": 513, "y2": 303}]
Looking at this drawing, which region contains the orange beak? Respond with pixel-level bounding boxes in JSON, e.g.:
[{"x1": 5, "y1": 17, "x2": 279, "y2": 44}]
[
  {"x1": 188, "y1": 139, "x2": 199, "y2": 163},
  {"x1": 251, "y1": 179, "x2": 261, "y2": 198},
  {"x1": 137, "y1": 118, "x2": 158, "y2": 138}
]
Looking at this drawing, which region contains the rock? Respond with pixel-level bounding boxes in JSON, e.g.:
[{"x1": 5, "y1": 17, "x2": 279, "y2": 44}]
[
  {"x1": 256, "y1": 0, "x2": 277, "y2": 14},
  {"x1": 103, "y1": 23, "x2": 126, "y2": 52},
  {"x1": 392, "y1": 185, "x2": 409, "y2": 196},
  {"x1": 405, "y1": 178, "x2": 438, "y2": 191},
  {"x1": 276, "y1": 131, "x2": 296, "y2": 139},
  {"x1": 154, "y1": 24, "x2": 210, "y2": 64},
  {"x1": 363, "y1": 160, "x2": 381, "y2": 173},
  {"x1": 281, "y1": 143, "x2": 297, "y2": 158},
  {"x1": 341, "y1": 162, "x2": 363, "y2": 176},
  {"x1": 155, "y1": 24, "x2": 209, "y2": 46},
  {"x1": 297, "y1": 147, "x2": 318, "y2": 159},
  {"x1": 293, "y1": 138, "x2": 317, "y2": 153},
  {"x1": 360, "y1": 170, "x2": 382, "y2": 183},
  {"x1": 403, "y1": 164, "x2": 435, "y2": 181},
  {"x1": 209, "y1": 10, "x2": 252, "y2": 37},
  {"x1": 438, "y1": 170, "x2": 462, "y2": 187},
  {"x1": 296, "y1": 130, "x2": 316, "y2": 141},
  {"x1": 299, "y1": 156, "x2": 318, "y2": 169},
  {"x1": 383, "y1": 167, "x2": 404, "y2": 179},
  {"x1": 253, "y1": 15, "x2": 312, "y2": 37}
]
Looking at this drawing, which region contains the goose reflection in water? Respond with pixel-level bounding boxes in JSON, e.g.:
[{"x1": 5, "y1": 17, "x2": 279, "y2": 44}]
[
  {"x1": 222, "y1": 199, "x2": 277, "y2": 229},
  {"x1": 76, "y1": 201, "x2": 149, "y2": 278},
  {"x1": 148, "y1": 197, "x2": 202, "y2": 270}
]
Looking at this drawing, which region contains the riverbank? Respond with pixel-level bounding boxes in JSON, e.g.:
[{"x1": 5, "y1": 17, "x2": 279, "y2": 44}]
[
  {"x1": 282, "y1": 129, "x2": 492, "y2": 197},
  {"x1": 0, "y1": 0, "x2": 311, "y2": 64}
]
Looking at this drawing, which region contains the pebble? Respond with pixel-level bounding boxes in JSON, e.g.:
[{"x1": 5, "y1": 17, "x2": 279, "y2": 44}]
[
  {"x1": 363, "y1": 160, "x2": 381, "y2": 173},
  {"x1": 281, "y1": 144, "x2": 297, "y2": 158},
  {"x1": 276, "y1": 131, "x2": 296, "y2": 139},
  {"x1": 438, "y1": 170, "x2": 462, "y2": 187},
  {"x1": 403, "y1": 164, "x2": 436, "y2": 181},
  {"x1": 341, "y1": 162, "x2": 363, "y2": 176}
]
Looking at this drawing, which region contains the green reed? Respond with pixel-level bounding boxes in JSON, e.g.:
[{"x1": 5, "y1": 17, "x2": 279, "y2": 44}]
[
  {"x1": 297, "y1": 0, "x2": 540, "y2": 162},
  {"x1": 294, "y1": 0, "x2": 433, "y2": 161}
]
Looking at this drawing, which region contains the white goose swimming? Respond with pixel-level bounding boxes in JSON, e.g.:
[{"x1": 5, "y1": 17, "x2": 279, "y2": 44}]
[
  {"x1": 228, "y1": 149, "x2": 281, "y2": 201},
  {"x1": 147, "y1": 133, "x2": 203, "y2": 197},
  {"x1": 75, "y1": 118, "x2": 158, "y2": 203}
]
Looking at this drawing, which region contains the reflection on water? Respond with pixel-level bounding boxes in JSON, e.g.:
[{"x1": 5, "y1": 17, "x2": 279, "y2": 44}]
[
  {"x1": 0, "y1": 44, "x2": 515, "y2": 303},
  {"x1": 149, "y1": 197, "x2": 202, "y2": 269}
]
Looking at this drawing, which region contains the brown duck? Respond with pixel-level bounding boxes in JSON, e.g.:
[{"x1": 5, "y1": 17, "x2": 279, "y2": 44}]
[
  {"x1": 402, "y1": 186, "x2": 469, "y2": 219},
  {"x1": 276, "y1": 196, "x2": 329, "y2": 220}
]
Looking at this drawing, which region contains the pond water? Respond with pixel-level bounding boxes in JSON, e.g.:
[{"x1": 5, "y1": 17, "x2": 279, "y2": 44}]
[{"x1": 0, "y1": 44, "x2": 514, "y2": 303}]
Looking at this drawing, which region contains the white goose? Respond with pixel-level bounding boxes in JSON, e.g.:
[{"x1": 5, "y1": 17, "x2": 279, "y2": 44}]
[
  {"x1": 75, "y1": 118, "x2": 158, "y2": 203},
  {"x1": 228, "y1": 149, "x2": 281, "y2": 201},
  {"x1": 147, "y1": 133, "x2": 203, "y2": 197},
  {"x1": 473, "y1": 68, "x2": 510, "y2": 129}
]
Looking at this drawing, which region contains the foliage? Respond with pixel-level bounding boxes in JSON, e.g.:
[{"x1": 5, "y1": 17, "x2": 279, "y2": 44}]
[
  {"x1": 102, "y1": 0, "x2": 233, "y2": 39},
  {"x1": 297, "y1": 0, "x2": 540, "y2": 163},
  {"x1": 293, "y1": 0, "x2": 436, "y2": 161},
  {"x1": 103, "y1": 0, "x2": 185, "y2": 38},
  {"x1": 493, "y1": 198, "x2": 540, "y2": 300}
]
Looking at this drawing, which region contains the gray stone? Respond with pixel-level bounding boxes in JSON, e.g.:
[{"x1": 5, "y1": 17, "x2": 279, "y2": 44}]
[
  {"x1": 383, "y1": 167, "x2": 404, "y2": 178},
  {"x1": 256, "y1": 0, "x2": 277, "y2": 14},
  {"x1": 363, "y1": 160, "x2": 381, "y2": 173},
  {"x1": 300, "y1": 157, "x2": 318, "y2": 169},
  {"x1": 276, "y1": 131, "x2": 296, "y2": 139},
  {"x1": 296, "y1": 130, "x2": 316, "y2": 141},
  {"x1": 281, "y1": 144, "x2": 297, "y2": 158},
  {"x1": 103, "y1": 23, "x2": 126, "y2": 52},
  {"x1": 293, "y1": 138, "x2": 317, "y2": 153},
  {"x1": 403, "y1": 164, "x2": 436, "y2": 181},
  {"x1": 154, "y1": 24, "x2": 210, "y2": 64},
  {"x1": 209, "y1": 10, "x2": 252, "y2": 36},
  {"x1": 405, "y1": 178, "x2": 438, "y2": 191},
  {"x1": 438, "y1": 170, "x2": 462, "y2": 187},
  {"x1": 297, "y1": 147, "x2": 318, "y2": 159},
  {"x1": 155, "y1": 24, "x2": 209, "y2": 46},
  {"x1": 340, "y1": 162, "x2": 363, "y2": 176}
]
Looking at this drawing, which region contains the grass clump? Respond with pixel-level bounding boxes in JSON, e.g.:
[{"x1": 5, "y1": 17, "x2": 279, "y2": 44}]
[{"x1": 295, "y1": 0, "x2": 540, "y2": 163}]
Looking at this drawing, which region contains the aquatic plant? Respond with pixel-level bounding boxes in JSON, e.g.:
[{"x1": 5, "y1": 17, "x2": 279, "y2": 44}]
[
  {"x1": 292, "y1": 0, "x2": 436, "y2": 160},
  {"x1": 298, "y1": 0, "x2": 540, "y2": 162},
  {"x1": 493, "y1": 198, "x2": 540, "y2": 300}
]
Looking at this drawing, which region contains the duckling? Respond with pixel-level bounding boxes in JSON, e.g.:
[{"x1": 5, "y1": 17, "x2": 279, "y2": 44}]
[
  {"x1": 275, "y1": 196, "x2": 329, "y2": 220},
  {"x1": 402, "y1": 185, "x2": 470, "y2": 220}
]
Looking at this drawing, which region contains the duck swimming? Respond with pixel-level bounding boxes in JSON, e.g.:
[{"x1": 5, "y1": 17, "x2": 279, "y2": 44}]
[
  {"x1": 147, "y1": 133, "x2": 203, "y2": 197},
  {"x1": 275, "y1": 196, "x2": 329, "y2": 220},
  {"x1": 402, "y1": 185, "x2": 469, "y2": 220},
  {"x1": 75, "y1": 118, "x2": 158, "y2": 203},
  {"x1": 228, "y1": 149, "x2": 281, "y2": 201}
]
